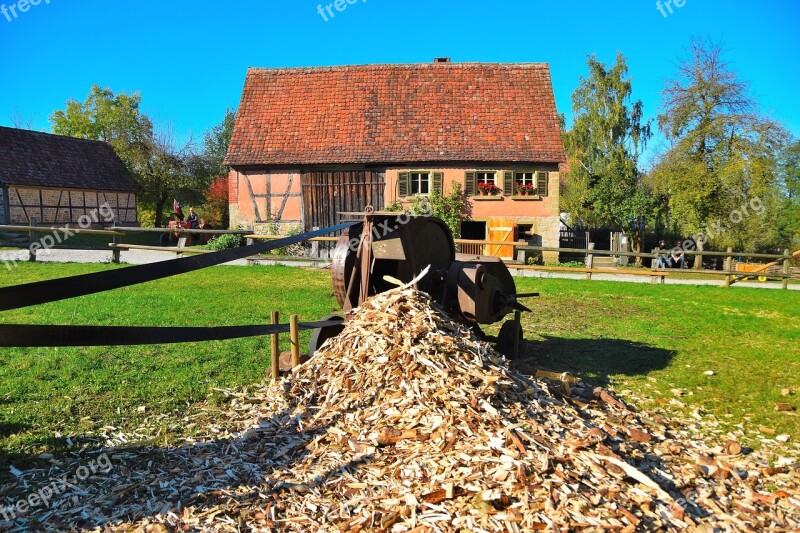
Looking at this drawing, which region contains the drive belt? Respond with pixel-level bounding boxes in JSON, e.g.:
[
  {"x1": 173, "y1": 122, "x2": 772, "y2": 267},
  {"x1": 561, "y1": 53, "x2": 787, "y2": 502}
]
[
  {"x1": 0, "y1": 319, "x2": 344, "y2": 347},
  {"x1": 0, "y1": 222, "x2": 355, "y2": 312}
]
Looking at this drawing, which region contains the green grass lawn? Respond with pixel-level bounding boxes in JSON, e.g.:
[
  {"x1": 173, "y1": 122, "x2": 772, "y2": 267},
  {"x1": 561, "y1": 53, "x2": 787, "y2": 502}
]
[
  {"x1": 0, "y1": 263, "x2": 798, "y2": 475},
  {"x1": 508, "y1": 278, "x2": 799, "y2": 441},
  {"x1": 0, "y1": 263, "x2": 341, "y2": 471}
]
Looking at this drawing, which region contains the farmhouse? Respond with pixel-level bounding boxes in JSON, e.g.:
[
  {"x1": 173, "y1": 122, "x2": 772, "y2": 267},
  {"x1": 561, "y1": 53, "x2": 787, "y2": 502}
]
[
  {"x1": 0, "y1": 126, "x2": 138, "y2": 226},
  {"x1": 225, "y1": 60, "x2": 566, "y2": 258}
]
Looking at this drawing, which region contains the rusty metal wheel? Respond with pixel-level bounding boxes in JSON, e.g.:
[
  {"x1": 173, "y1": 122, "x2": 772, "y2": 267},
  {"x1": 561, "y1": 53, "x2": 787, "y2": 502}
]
[{"x1": 331, "y1": 216, "x2": 455, "y2": 310}]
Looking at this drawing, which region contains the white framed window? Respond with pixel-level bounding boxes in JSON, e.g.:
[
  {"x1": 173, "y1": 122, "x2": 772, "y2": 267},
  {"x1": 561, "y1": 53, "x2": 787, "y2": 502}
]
[
  {"x1": 476, "y1": 171, "x2": 497, "y2": 186},
  {"x1": 410, "y1": 172, "x2": 430, "y2": 195},
  {"x1": 399, "y1": 171, "x2": 443, "y2": 197},
  {"x1": 515, "y1": 172, "x2": 535, "y2": 187},
  {"x1": 514, "y1": 171, "x2": 549, "y2": 196}
]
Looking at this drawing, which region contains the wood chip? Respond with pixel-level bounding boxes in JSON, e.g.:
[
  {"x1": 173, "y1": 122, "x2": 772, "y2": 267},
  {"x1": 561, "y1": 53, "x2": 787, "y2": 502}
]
[{"x1": 2, "y1": 287, "x2": 798, "y2": 532}]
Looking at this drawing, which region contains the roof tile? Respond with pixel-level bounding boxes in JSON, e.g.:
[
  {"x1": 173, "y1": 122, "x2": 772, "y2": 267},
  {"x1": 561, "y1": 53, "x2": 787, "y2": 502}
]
[{"x1": 226, "y1": 63, "x2": 566, "y2": 166}]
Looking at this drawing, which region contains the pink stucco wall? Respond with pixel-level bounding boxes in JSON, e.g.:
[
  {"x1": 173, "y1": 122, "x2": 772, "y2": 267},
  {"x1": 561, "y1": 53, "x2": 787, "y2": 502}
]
[
  {"x1": 229, "y1": 169, "x2": 303, "y2": 231},
  {"x1": 229, "y1": 166, "x2": 561, "y2": 257}
]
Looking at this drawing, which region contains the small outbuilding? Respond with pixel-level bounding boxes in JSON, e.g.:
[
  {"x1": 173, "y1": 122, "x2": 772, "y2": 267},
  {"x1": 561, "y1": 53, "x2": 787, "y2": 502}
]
[{"x1": 0, "y1": 126, "x2": 138, "y2": 226}]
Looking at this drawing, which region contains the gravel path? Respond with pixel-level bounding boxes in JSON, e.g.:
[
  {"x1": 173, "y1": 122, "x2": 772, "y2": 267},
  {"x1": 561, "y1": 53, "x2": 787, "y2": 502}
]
[{"x1": 23, "y1": 248, "x2": 250, "y2": 266}]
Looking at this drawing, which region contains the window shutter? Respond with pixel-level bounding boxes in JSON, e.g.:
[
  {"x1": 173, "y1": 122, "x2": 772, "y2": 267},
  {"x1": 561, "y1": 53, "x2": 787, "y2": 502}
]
[
  {"x1": 503, "y1": 171, "x2": 514, "y2": 196},
  {"x1": 432, "y1": 172, "x2": 444, "y2": 195},
  {"x1": 398, "y1": 172, "x2": 409, "y2": 197},
  {"x1": 537, "y1": 172, "x2": 549, "y2": 196},
  {"x1": 464, "y1": 171, "x2": 476, "y2": 196}
]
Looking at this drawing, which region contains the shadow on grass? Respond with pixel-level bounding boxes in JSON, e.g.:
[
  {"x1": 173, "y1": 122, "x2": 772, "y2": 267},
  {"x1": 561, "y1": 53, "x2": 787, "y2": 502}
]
[
  {"x1": 0, "y1": 422, "x2": 29, "y2": 440},
  {"x1": 518, "y1": 335, "x2": 676, "y2": 386}
]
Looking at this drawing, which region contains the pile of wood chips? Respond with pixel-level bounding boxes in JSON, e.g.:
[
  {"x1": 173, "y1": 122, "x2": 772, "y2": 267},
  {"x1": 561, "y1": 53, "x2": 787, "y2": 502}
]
[{"x1": 2, "y1": 287, "x2": 798, "y2": 532}]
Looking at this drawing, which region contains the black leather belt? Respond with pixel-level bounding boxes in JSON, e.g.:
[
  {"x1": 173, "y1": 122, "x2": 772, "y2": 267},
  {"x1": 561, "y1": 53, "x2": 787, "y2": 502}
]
[{"x1": 0, "y1": 223, "x2": 354, "y2": 347}]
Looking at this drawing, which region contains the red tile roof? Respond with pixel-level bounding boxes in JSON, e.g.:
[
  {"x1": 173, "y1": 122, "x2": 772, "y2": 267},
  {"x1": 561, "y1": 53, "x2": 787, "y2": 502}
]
[{"x1": 226, "y1": 63, "x2": 566, "y2": 166}]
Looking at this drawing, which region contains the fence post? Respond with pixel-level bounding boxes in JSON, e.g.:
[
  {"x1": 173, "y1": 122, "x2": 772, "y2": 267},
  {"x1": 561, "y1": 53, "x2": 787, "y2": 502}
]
[
  {"x1": 271, "y1": 311, "x2": 280, "y2": 382},
  {"x1": 111, "y1": 233, "x2": 122, "y2": 264},
  {"x1": 585, "y1": 243, "x2": 595, "y2": 281},
  {"x1": 782, "y1": 249, "x2": 790, "y2": 290},
  {"x1": 28, "y1": 217, "x2": 38, "y2": 262},
  {"x1": 694, "y1": 234, "x2": 704, "y2": 270},
  {"x1": 723, "y1": 247, "x2": 733, "y2": 288},
  {"x1": 651, "y1": 247, "x2": 660, "y2": 285},
  {"x1": 311, "y1": 227, "x2": 320, "y2": 258},
  {"x1": 176, "y1": 235, "x2": 186, "y2": 258},
  {"x1": 290, "y1": 314, "x2": 300, "y2": 369}
]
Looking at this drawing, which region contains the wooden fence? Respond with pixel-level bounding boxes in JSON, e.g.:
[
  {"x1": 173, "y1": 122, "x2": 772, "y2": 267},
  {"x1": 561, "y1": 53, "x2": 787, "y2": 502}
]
[
  {"x1": 2, "y1": 223, "x2": 796, "y2": 289},
  {"x1": 512, "y1": 244, "x2": 798, "y2": 289}
]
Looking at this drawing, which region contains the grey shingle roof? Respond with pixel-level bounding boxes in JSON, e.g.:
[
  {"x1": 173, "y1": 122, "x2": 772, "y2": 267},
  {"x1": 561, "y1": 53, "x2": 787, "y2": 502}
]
[{"x1": 0, "y1": 126, "x2": 136, "y2": 191}]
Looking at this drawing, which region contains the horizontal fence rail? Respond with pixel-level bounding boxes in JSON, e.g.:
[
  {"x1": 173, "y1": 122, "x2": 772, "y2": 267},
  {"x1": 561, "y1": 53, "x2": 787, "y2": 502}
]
[
  {"x1": 0, "y1": 223, "x2": 356, "y2": 312},
  {"x1": 3, "y1": 224, "x2": 796, "y2": 288},
  {"x1": 0, "y1": 224, "x2": 123, "y2": 236},
  {"x1": 0, "y1": 319, "x2": 341, "y2": 348},
  {"x1": 108, "y1": 226, "x2": 251, "y2": 236}
]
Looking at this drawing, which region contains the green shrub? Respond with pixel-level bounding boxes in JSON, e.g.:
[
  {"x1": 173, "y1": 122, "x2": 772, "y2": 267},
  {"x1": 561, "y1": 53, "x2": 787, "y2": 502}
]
[
  {"x1": 545, "y1": 260, "x2": 585, "y2": 268},
  {"x1": 525, "y1": 253, "x2": 543, "y2": 265},
  {"x1": 409, "y1": 183, "x2": 470, "y2": 238},
  {"x1": 207, "y1": 233, "x2": 245, "y2": 250},
  {"x1": 270, "y1": 227, "x2": 306, "y2": 257}
]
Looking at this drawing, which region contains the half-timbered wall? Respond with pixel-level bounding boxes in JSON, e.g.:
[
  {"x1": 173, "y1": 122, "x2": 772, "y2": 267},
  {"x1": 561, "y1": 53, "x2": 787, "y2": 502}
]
[
  {"x1": 5, "y1": 186, "x2": 137, "y2": 225},
  {"x1": 228, "y1": 169, "x2": 304, "y2": 233}
]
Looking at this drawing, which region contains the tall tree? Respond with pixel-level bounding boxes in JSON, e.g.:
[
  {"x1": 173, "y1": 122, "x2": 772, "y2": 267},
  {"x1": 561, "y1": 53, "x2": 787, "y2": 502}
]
[
  {"x1": 202, "y1": 109, "x2": 236, "y2": 181},
  {"x1": 651, "y1": 39, "x2": 788, "y2": 250},
  {"x1": 562, "y1": 53, "x2": 656, "y2": 257},
  {"x1": 777, "y1": 139, "x2": 800, "y2": 248},
  {"x1": 193, "y1": 110, "x2": 237, "y2": 228},
  {"x1": 50, "y1": 86, "x2": 210, "y2": 227},
  {"x1": 138, "y1": 129, "x2": 207, "y2": 227},
  {"x1": 51, "y1": 85, "x2": 153, "y2": 171}
]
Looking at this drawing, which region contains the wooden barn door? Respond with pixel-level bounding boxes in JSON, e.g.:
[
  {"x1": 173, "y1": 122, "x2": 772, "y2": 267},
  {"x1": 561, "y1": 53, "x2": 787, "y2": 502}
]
[
  {"x1": 487, "y1": 218, "x2": 516, "y2": 259},
  {"x1": 301, "y1": 170, "x2": 385, "y2": 231}
]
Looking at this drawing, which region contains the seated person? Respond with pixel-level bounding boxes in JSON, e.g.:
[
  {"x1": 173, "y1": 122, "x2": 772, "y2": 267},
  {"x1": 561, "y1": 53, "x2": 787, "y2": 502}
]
[
  {"x1": 671, "y1": 241, "x2": 685, "y2": 268},
  {"x1": 656, "y1": 240, "x2": 671, "y2": 269},
  {"x1": 187, "y1": 208, "x2": 199, "y2": 229}
]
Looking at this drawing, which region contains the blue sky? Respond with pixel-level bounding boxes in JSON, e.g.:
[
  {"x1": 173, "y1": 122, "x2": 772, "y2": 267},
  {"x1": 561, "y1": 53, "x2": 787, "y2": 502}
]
[{"x1": 1, "y1": 0, "x2": 799, "y2": 166}]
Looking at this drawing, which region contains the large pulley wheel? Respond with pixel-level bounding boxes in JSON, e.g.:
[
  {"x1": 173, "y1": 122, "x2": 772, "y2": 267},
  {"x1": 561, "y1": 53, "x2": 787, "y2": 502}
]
[
  {"x1": 309, "y1": 315, "x2": 345, "y2": 356},
  {"x1": 332, "y1": 216, "x2": 455, "y2": 310}
]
